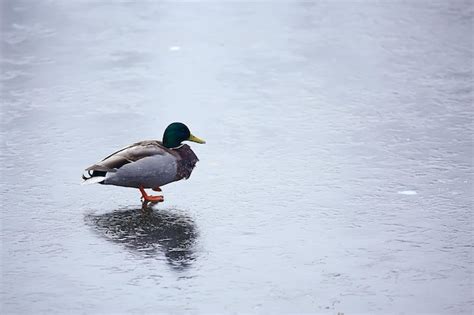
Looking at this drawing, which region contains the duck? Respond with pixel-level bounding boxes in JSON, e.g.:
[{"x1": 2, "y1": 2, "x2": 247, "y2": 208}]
[{"x1": 82, "y1": 122, "x2": 205, "y2": 203}]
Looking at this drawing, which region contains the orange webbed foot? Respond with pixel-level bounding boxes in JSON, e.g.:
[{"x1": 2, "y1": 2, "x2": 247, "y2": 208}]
[
  {"x1": 139, "y1": 186, "x2": 164, "y2": 203},
  {"x1": 143, "y1": 195, "x2": 164, "y2": 203}
]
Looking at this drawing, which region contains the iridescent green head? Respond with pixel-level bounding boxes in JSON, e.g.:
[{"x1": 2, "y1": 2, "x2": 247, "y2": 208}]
[{"x1": 162, "y1": 122, "x2": 206, "y2": 149}]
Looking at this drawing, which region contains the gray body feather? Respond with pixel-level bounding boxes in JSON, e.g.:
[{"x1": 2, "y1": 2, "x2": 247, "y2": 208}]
[{"x1": 104, "y1": 154, "x2": 177, "y2": 188}]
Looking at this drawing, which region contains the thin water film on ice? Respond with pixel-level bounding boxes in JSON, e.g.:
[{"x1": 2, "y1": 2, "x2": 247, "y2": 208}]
[{"x1": 0, "y1": 0, "x2": 472, "y2": 313}]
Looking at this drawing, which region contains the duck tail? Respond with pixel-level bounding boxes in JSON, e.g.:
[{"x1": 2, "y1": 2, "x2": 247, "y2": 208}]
[{"x1": 81, "y1": 170, "x2": 106, "y2": 185}]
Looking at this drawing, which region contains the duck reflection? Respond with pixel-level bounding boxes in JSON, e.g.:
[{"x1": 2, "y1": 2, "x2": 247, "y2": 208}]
[{"x1": 85, "y1": 207, "x2": 198, "y2": 270}]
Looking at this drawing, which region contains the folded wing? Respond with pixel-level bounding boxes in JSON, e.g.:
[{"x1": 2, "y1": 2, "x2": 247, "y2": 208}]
[{"x1": 83, "y1": 140, "x2": 168, "y2": 182}]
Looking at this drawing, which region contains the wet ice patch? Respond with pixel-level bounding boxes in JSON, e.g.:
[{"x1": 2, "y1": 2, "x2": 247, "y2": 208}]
[{"x1": 397, "y1": 190, "x2": 417, "y2": 195}]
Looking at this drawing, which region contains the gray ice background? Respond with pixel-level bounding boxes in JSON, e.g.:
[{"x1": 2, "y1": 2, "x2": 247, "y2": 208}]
[{"x1": 1, "y1": 0, "x2": 473, "y2": 313}]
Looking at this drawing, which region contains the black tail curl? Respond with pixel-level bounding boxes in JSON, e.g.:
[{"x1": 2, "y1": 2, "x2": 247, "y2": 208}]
[
  {"x1": 82, "y1": 170, "x2": 107, "y2": 181},
  {"x1": 82, "y1": 170, "x2": 93, "y2": 181}
]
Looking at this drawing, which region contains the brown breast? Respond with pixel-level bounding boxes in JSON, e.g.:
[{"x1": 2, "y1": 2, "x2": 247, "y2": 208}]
[{"x1": 172, "y1": 144, "x2": 199, "y2": 180}]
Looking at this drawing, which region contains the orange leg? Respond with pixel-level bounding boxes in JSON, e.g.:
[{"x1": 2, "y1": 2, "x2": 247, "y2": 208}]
[{"x1": 139, "y1": 186, "x2": 164, "y2": 203}]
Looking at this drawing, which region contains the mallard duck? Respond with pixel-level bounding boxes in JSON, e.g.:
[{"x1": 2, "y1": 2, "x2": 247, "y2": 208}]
[{"x1": 82, "y1": 122, "x2": 205, "y2": 203}]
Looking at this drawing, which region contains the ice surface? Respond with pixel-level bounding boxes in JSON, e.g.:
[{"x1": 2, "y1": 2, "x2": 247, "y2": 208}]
[{"x1": 1, "y1": 0, "x2": 472, "y2": 313}]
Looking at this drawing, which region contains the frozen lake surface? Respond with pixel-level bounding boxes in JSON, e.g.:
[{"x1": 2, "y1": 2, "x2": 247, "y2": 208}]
[{"x1": 1, "y1": 1, "x2": 473, "y2": 313}]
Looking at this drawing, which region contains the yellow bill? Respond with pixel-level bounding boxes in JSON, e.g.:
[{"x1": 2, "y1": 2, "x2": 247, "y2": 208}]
[{"x1": 188, "y1": 134, "x2": 206, "y2": 144}]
